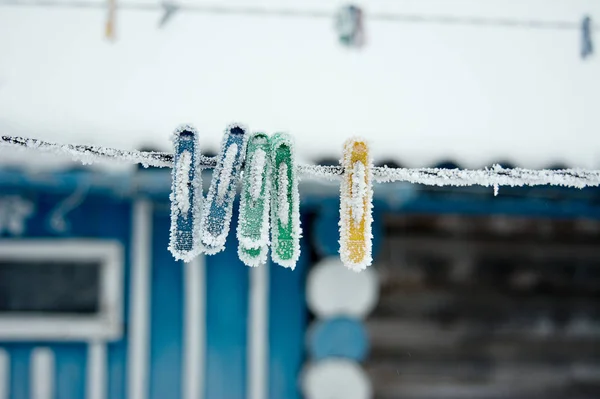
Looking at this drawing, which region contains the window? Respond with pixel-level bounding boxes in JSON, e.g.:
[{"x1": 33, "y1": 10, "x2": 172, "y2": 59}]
[{"x1": 0, "y1": 240, "x2": 123, "y2": 341}]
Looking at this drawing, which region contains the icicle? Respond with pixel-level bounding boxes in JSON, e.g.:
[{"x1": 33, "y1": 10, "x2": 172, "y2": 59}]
[
  {"x1": 168, "y1": 125, "x2": 203, "y2": 262},
  {"x1": 237, "y1": 133, "x2": 272, "y2": 267},
  {"x1": 339, "y1": 138, "x2": 373, "y2": 271},
  {"x1": 270, "y1": 133, "x2": 302, "y2": 269},
  {"x1": 199, "y1": 124, "x2": 248, "y2": 254}
]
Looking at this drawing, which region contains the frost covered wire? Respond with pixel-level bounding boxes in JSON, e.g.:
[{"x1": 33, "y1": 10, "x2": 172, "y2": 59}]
[
  {"x1": 2, "y1": 134, "x2": 600, "y2": 189},
  {"x1": 0, "y1": 1, "x2": 593, "y2": 31}
]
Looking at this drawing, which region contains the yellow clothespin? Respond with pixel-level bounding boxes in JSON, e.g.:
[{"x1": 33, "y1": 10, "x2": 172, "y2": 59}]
[
  {"x1": 339, "y1": 137, "x2": 373, "y2": 271},
  {"x1": 105, "y1": 0, "x2": 116, "y2": 41}
]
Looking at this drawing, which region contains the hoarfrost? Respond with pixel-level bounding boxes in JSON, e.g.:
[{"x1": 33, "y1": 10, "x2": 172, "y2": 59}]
[
  {"x1": 278, "y1": 162, "x2": 290, "y2": 228},
  {"x1": 200, "y1": 124, "x2": 248, "y2": 255},
  {"x1": 237, "y1": 134, "x2": 272, "y2": 268},
  {"x1": 174, "y1": 150, "x2": 192, "y2": 214},
  {"x1": 270, "y1": 133, "x2": 302, "y2": 269},
  {"x1": 351, "y1": 161, "x2": 366, "y2": 224},
  {"x1": 216, "y1": 143, "x2": 238, "y2": 204},
  {"x1": 250, "y1": 149, "x2": 267, "y2": 201}
]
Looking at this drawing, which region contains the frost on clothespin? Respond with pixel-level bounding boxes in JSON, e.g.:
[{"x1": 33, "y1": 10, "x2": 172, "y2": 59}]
[
  {"x1": 339, "y1": 138, "x2": 373, "y2": 271},
  {"x1": 168, "y1": 125, "x2": 203, "y2": 262},
  {"x1": 335, "y1": 4, "x2": 365, "y2": 48},
  {"x1": 582, "y1": 15, "x2": 593, "y2": 59},
  {"x1": 270, "y1": 133, "x2": 302, "y2": 269},
  {"x1": 199, "y1": 124, "x2": 248, "y2": 254},
  {"x1": 237, "y1": 133, "x2": 272, "y2": 267}
]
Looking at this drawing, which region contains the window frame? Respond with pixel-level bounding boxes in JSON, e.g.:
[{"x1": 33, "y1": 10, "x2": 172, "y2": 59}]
[{"x1": 0, "y1": 240, "x2": 123, "y2": 341}]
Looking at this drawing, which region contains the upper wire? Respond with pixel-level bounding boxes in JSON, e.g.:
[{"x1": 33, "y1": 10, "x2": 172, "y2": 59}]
[{"x1": 0, "y1": 1, "x2": 590, "y2": 31}]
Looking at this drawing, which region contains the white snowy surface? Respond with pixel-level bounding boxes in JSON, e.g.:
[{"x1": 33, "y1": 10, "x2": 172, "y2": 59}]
[
  {"x1": 249, "y1": 149, "x2": 266, "y2": 201},
  {"x1": 306, "y1": 257, "x2": 379, "y2": 318},
  {"x1": 351, "y1": 161, "x2": 367, "y2": 224},
  {"x1": 174, "y1": 150, "x2": 192, "y2": 214},
  {"x1": 301, "y1": 359, "x2": 373, "y2": 399},
  {"x1": 216, "y1": 143, "x2": 238, "y2": 204},
  {"x1": 2, "y1": 0, "x2": 600, "y2": 169}
]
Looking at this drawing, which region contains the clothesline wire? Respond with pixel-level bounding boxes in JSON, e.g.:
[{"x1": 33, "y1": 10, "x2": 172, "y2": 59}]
[
  {"x1": 0, "y1": 1, "x2": 591, "y2": 31},
  {"x1": 3, "y1": 134, "x2": 600, "y2": 189}
]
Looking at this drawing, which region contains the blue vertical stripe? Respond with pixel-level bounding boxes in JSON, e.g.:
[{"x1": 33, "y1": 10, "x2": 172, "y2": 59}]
[
  {"x1": 55, "y1": 343, "x2": 86, "y2": 399},
  {"x1": 149, "y1": 208, "x2": 184, "y2": 399},
  {"x1": 4, "y1": 344, "x2": 30, "y2": 399},
  {"x1": 268, "y1": 215, "x2": 309, "y2": 399},
  {"x1": 107, "y1": 341, "x2": 127, "y2": 399},
  {"x1": 205, "y1": 207, "x2": 249, "y2": 399}
]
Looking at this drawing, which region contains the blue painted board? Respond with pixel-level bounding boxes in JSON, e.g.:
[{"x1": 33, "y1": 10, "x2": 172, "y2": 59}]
[
  {"x1": 149, "y1": 208, "x2": 184, "y2": 399},
  {"x1": 268, "y1": 213, "x2": 310, "y2": 399},
  {"x1": 205, "y1": 205, "x2": 250, "y2": 399}
]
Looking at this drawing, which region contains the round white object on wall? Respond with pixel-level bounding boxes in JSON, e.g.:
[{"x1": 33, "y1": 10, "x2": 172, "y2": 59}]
[
  {"x1": 307, "y1": 257, "x2": 379, "y2": 319},
  {"x1": 301, "y1": 359, "x2": 373, "y2": 399}
]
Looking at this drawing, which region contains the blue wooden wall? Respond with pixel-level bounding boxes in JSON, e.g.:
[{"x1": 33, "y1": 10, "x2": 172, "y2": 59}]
[
  {"x1": 0, "y1": 192, "x2": 132, "y2": 399},
  {"x1": 0, "y1": 189, "x2": 309, "y2": 399}
]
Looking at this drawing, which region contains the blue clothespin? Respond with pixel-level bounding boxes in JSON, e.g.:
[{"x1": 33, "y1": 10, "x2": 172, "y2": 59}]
[
  {"x1": 169, "y1": 125, "x2": 203, "y2": 262},
  {"x1": 199, "y1": 124, "x2": 248, "y2": 254},
  {"x1": 335, "y1": 4, "x2": 365, "y2": 48},
  {"x1": 581, "y1": 15, "x2": 593, "y2": 59}
]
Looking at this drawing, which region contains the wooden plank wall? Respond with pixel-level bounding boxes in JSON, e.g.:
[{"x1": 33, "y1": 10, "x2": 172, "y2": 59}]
[{"x1": 367, "y1": 214, "x2": 600, "y2": 399}]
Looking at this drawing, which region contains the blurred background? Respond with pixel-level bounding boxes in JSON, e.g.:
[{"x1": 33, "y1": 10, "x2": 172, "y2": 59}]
[{"x1": 1, "y1": 0, "x2": 600, "y2": 398}]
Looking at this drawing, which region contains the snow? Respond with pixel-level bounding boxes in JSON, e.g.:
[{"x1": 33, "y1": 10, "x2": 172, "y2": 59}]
[
  {"x1": 216, "y1": 143, "x2": 238, "y2": 204},
  {"x1": 0, "y1": 134, "x2": 173, "y2": 168},
  {"x1": 238, "y1": 245, "x2": 269, "y2": 267},
  {"x1": 250, "y1": 149, "x2": 267, "y2": 201},
  {"x1": 2, "y1": 1, "x2": 600, "y2": 170},
  {"x1": 174, "y1": 150, "x2": 192, "y2": 214},
  {"x1": 351, "y1": 161, "x2": 366, "y2": 224}
]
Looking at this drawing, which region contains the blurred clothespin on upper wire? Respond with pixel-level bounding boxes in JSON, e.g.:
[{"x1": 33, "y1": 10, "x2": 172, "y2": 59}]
[
  {"x1": 335, "y1": 4, "x2": 365, "y2": 48},
  {"x1": 105, "y1": 0, "x2": 117, "y2": 41},
  {"x1": 159, "y1": 1, "x2": 179, "y2": 28},
  {"x1": 581, "y1": 15, "x2": 593, "y2": 59}
]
